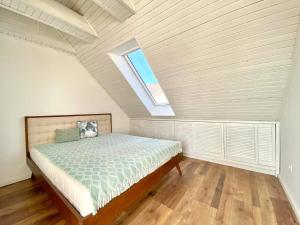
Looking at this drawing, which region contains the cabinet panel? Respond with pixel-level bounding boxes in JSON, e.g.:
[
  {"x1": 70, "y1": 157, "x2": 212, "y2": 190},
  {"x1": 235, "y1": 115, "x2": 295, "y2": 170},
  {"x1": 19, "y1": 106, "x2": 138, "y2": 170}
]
[
  {"x1": 130, "y1": 120, "x2": 143, "y2": 136},
  {"x1": 257, "y1": 124, "x2": 275, "y2": 167},
  {"x1": 174, "y1": 121, "x2": 193, "y2": 154},
  {"x1": 225, "y1": 124, "x2": 256, "y2": 163},
  {"x1": 142, "y1": 120, "x2": 155, "y2": 138},
  {"x1": 154, "y1": 121, "x2": 174, "y2": 140},
  {"x1": 193, "y1": 122, "x2": 224, "y2": 159},
  {"x1": 129, "y1": 119, "x2": 277, "y2": 175}
]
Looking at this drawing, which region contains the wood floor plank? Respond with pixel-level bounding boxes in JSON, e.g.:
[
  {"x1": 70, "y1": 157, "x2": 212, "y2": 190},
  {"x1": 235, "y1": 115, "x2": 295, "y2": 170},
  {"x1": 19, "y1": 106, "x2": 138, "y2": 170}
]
[
  {"x1": 249, "y1": 172, "x2": 260, "y2": 207},
  {"x1": 31, "y1": 210, "x2": 63, "y2": 225},
  {"x1": 214, "y1": 166, "x2": 237, "y2": 224},
  {"x1": 125, "y1": 198, "x2": 172, "y2": 225},
  {"x1": 271, "y1": 198, "x2": 298, "y2": 225},
  {"x1": 265, "y1": 175, "x2": 287, "y2": 200},
  {"x1": 0, "y1": 185, "x2": 44, "y2": 209},
  {"x1": 229, "y1": 199, "x2": 254, "y2": 225},
  {"x1": 0, "y1": 180, "x2": 39, "y2": 198},
  {"x1": 53, "y1": 220, "x2": 67, "y2": 225},
  {"x1": 154, "y1": 181, "x2": 188, "y2": 209},
  {"x1": 162, "y1": 210, "x2": 183, "y2": 225},
  {"x1": 195, "y1": 163, "x2": 221, "y2": 205},
  {"x1": 12, "y1": 207, "x2": 58, "y2": 225},
  {"x1": 0, "y1": 193, "x2": 48, "y2": 217},
  {"x1": 181, "y1": 200, "x2": 217, "y2": 225},
  {"x1": 252, "y1": 206, "x2": 263, "y2": 225},
  {"x1": 233, "y1": 169, "x2": 252, "y2": 204},
  {"x1": 0, "y1": 199, "x2": 53, "y2": 225},
  {"x1": 211, "y1": 173, "x2": 226, "y2": 209},
  {"x1": 0, "y1": 158, "x2": 298, "y2": 225}
]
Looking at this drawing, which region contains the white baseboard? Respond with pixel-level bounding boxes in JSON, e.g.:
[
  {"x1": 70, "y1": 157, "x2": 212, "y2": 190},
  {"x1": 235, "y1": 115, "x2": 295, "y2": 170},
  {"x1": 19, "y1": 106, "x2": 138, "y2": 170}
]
[
  {"x1": 278, "y1": 176, "x2": 300, "y2": 223},
  {"x1": 184, "y1": 153, "x2": 276, "y2": 175},
  {"x1": 0, "y1": 172, "x2": 31, "y2": 187}
]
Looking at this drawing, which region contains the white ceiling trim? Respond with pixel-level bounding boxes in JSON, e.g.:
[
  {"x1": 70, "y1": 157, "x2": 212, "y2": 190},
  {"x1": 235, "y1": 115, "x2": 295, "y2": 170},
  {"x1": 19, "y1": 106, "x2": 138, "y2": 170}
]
[{"x1": 0, "y1": 0, "x2": 98, "y2": 42}]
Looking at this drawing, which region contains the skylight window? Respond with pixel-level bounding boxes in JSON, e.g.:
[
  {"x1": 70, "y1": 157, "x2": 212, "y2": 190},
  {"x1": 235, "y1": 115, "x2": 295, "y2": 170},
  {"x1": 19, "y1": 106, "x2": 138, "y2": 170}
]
[
  {"x1": 108, "y1": 38, "x2": 175, "y2": 116},
  {"x1": 125, "y1": 49, "x2": 169, "y2": 106}
]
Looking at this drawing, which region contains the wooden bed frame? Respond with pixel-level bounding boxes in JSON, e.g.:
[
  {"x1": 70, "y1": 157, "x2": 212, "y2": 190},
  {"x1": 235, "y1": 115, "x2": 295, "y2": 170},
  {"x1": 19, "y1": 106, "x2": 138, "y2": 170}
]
[{"x1": 25, "y1": 113, "x2": 183, "y2": 225}]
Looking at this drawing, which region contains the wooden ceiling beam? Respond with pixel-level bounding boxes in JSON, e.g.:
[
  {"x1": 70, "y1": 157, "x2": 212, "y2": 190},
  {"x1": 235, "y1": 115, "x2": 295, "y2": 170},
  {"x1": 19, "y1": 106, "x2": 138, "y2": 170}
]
[
  {"x1": 0, "y1": 0, "x2": 98, "y2": 42},
  {"x1": 92, "y1": 0, "x2": 136, "y2": 22}
]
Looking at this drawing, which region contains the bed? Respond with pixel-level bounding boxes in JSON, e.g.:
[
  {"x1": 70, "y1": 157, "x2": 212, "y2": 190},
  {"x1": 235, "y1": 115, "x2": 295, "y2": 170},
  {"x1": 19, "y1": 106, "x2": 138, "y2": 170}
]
[{"x1": 25, "y1": 113, "x2": 183, "y2": 225}]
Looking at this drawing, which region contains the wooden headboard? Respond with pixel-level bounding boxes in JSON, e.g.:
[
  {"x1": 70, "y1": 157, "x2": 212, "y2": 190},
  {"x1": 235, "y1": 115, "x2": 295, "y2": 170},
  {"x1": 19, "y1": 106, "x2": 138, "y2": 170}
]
[{"x1": 25, "y1": 113, "x2": 112, "y2": 156}]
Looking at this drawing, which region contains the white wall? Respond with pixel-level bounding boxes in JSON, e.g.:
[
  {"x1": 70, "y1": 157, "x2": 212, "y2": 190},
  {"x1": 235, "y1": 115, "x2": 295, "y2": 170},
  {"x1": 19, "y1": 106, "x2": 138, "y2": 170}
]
[
  {"x1": 0, "y1": 35, "x2": 129, "y2": 187},
  {"x1": 279, "y1": 27, "x2": 300, "y2": 221}
]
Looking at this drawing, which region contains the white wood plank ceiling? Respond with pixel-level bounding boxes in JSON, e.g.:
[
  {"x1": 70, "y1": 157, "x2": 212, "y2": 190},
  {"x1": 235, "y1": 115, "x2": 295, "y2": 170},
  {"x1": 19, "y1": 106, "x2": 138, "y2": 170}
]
[
  {"x1": 59, "y1": 0, "x2": 300, "y2": 120},
  {"x1": 2, "y1": 0, "x2": 300, "y2": 120}
]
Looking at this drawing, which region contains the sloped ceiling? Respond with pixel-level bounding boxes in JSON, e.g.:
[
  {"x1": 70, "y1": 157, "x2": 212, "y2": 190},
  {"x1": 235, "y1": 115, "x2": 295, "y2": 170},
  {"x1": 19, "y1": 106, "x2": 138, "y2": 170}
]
[
  {"x1": 4, "y1": 0, "x2": 300, "y2": 121},
  {"x1": 58, "y1": 0, "x2": 300, "y2": 121}
]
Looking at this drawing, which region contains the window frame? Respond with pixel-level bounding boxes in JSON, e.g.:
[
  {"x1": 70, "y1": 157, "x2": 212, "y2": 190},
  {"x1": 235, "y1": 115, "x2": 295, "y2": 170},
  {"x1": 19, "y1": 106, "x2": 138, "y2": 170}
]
[{"x1": 123, "y1": 48, "x2": 170, "y2": 106}]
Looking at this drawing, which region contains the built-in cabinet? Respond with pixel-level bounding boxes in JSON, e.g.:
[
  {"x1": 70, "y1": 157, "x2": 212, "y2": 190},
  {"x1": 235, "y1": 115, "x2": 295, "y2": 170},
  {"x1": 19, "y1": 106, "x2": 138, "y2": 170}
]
[
  {"x1": 130, "y1": 119, "x2": 279, "y2": 175},
  {"x1": 225, "y1": 123, "x2": 256, "y2": 164}
]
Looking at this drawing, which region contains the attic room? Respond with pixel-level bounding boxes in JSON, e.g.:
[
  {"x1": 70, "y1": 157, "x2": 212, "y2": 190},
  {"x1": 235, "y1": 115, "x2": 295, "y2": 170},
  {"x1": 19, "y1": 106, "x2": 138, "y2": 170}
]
[{"x1": 0, "y1": 0, "x2": 300, "y2": 224}]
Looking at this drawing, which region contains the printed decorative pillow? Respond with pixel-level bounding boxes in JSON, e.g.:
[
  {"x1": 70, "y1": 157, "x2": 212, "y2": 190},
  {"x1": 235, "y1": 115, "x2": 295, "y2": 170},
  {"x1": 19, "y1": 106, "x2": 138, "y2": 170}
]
[
  {"x1": 77, "y1": 121, "x2": 98, "y2": 139},
  {"x1": 55, "y1": 128, "x2": 80, "y2": 143}
]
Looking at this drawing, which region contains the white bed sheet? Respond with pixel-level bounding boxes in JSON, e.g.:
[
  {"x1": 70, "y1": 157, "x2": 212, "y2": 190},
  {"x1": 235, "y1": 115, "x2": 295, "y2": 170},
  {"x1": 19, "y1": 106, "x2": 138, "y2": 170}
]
[{"x1": 30, "y1": 148, "x2": 94, "y2": 217}]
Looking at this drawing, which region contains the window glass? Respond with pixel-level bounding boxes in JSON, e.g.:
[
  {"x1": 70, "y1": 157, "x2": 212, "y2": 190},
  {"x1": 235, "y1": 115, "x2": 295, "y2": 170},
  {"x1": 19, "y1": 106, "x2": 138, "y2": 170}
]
[{"x1": 126, "y1": 49, "x2": 169, "y2": 105}]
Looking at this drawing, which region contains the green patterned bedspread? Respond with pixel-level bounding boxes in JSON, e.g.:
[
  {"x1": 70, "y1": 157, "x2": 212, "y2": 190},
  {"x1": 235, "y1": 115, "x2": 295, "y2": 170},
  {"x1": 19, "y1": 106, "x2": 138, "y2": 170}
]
[{"x1": 35, "y1": 133, "x2": 182, "y2": 214}]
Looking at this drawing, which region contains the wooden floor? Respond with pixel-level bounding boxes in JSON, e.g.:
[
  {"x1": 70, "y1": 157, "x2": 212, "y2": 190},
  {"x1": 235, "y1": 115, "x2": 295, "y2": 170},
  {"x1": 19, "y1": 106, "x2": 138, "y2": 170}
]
[{"x1": 0, "y1": 158, "x2": 298, "y2": 225}]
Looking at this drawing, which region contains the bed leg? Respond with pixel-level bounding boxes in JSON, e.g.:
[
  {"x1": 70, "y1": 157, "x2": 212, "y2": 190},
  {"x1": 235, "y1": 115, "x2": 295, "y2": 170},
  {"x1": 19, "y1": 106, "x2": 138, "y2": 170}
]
[
  {"x1": 176, "y1": 164, "x2": 182, "y2": 176},
  {"x1": 31, "y1": 173, "x2": 35, "y2": 180}
]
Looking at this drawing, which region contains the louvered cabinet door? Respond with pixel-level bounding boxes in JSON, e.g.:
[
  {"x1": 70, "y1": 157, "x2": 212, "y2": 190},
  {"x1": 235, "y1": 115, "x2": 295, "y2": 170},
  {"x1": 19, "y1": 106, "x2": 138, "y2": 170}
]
[
  {"x1": 257, "y1": 124, "x2": 275, "y2": 167},
  {"x1": 130, "y1": 120, "x2": 143, "y2": 136},
  {"x1": 142, "y1": 120, "x2": 155, "y2": 138},
  {"x1": 174, "y1": 121, "x2": 193, "y2": 154},
  {"x1": 225, "y1": 124, "x2": 256, "y2": 164},
  {"x1": 193, "y1": 122, "x2": 224, "y2": 159},
  {"x1": 154, "y1": 121, "x2": 175, "y2": 140}
]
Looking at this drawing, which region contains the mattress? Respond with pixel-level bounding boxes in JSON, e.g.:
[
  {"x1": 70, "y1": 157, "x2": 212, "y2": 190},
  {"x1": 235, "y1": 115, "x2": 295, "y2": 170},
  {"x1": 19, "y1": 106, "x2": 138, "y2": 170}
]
[
  {"x1": 30, "y1": 133, "x2": 182, "y2": 217},
  {"x1": 30, "y1": 147, "x2": 95, "y2": 216}
]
